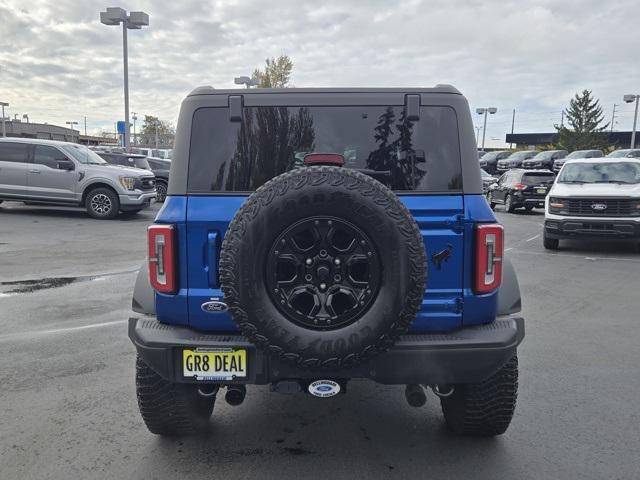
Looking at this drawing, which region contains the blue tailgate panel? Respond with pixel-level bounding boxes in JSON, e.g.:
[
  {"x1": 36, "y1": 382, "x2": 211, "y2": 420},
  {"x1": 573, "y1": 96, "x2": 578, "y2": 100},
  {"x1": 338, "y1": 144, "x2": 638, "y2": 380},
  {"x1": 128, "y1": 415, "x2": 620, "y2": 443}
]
[{"x1": 184, "y1": 195, "x2": 467, "y2": 333}]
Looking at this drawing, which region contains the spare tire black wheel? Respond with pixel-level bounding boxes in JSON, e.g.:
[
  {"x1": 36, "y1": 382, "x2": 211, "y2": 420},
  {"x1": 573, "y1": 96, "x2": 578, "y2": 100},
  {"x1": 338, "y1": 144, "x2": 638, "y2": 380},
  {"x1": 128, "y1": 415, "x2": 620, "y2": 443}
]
[{"x1": 220, "y1": 166, "x2": 426, "y2": 369}]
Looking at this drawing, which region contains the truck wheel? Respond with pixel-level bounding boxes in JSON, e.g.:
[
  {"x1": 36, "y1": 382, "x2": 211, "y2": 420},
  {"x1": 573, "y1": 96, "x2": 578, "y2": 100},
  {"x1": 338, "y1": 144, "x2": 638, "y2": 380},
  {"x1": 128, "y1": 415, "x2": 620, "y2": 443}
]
[
  {"x1": 135, "y1": 356, "x2": 214, "y2": 436},
  {"x1": 220, "y1": 166, "x2": 426, "y2": 369},
  {"x1": 86, "y1": 187, "x2": 120, "y2": 219},
  {"x1": 440, "y1": 355, "x2": 518, "y2": 436},
  {"x1": 543, "y1": 232, "x2": 559, "y2": 250},
  {"x1": 486, "y1": 192, "x2": 496, "y2": 210},
  {"x1": 156, "y1": 181, "x2": 167, "y2": 203},
  {"x1": 504, "y1": 194, "x2": 515, "y2": 213}
]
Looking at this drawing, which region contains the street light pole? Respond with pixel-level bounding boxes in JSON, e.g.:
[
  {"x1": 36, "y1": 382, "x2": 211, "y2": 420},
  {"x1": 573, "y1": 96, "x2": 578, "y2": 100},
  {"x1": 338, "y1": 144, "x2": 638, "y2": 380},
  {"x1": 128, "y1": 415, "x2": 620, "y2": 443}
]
[
  {"x1": 121, "y1": 21, "x2": 130, "y2": 150},
  {"x1": 66, "y1": 121, "x2": 79, "y2": 142},
  {"x1": 0, "y1": 102, "x2": 8, "y2": 137},
  {"x1": 624, "y1": 95, "x2": 640, "y2": 149},
  {"x1": 132, "y1": 112, "x2": 138, "y2": 146},
  {"x1": 476, "y1": 107, "x2": 498, "y2": 151},
  {"x1": 100, "y1": 8, "x2": 149, "y2": 152},
  {"x1": 475, "y1": 126, "x2": 482, "y2": 147}
]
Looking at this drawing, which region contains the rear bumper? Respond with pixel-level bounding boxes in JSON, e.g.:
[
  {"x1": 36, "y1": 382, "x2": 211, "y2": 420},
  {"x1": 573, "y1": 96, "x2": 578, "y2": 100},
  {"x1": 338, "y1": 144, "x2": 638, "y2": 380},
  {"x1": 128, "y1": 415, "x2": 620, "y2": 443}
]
[
  {"x1": 128, "y1": 316, "x2": 525, "y2": 385},
  {"x1": 513, "y1": 192, "x2": 546, "y2": 207},
  {"x1": 544, "y1": 218, "x2": 640, "y2": 239}
]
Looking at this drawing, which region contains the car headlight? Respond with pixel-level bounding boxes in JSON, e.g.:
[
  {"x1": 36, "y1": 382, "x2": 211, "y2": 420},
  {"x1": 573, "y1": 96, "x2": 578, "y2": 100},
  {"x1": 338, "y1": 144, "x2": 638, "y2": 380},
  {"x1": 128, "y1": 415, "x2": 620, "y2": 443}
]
[
  {"x1": 118, "y1": 176, "x2": 136, "y2": 191},
  {"x1": 548, "y1": 197, "x2": 566, "y2": 213}
]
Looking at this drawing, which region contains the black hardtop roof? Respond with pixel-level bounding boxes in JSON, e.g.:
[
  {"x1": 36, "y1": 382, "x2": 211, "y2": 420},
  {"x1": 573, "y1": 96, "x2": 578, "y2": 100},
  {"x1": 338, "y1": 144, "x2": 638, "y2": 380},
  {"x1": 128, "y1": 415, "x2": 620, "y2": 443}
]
[{"x1": 188, "y1": 85, "x2": 462, "y2": 97}]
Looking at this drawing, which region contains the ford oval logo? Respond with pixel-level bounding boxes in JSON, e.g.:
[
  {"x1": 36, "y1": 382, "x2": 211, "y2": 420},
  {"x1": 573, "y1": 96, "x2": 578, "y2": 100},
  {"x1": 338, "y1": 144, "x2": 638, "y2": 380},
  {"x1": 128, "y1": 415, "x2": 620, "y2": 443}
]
[
  {"x1": 591, "y1": 203, "x2": 607, "y2": 211},
  {"x1": 201, "y1": 300, "x2": 228, "y2": 313},
  {"x1": 308, "y1": 380, "x2": 341, "y2": 398}
]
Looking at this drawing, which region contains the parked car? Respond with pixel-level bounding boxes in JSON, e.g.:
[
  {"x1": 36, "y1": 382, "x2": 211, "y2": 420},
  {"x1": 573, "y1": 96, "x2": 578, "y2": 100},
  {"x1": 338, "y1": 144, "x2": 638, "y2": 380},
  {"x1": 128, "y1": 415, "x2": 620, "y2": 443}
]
[
  {"x1": 97, "y1": 152, "x2": 153, "y2": 171},
  {"x1": 543, "y1": 158, "x2": 640, "y2": 250},
  {"x1": 479, "y1": 150, "x2": 510, "y2": 175},
  {"x1": 128, "y1": 86, "x2": 524, "y2": 438},
  {"x1": 605, "y1": 148, "x2": 640, "y2": 158},
  {"x1": 522, "y1": 150, "x2": 567, "y2": 170},
  {"x1": 131, "y1": 147, "x2": 172, "y2": 160},
  {"x1": 481, "y1": 168, "x2": 495, "y2": 193},
  {"x1": 496, "y1": 150, "x2": 538, "y2": 173},
  {"x1": 552, "y1": 149, "x2": 603, "y2": 172},
  {"x1": 478, "y1": 150, "x2": 487, "y2": 158},
  {"x1": 0, "y1": 138, "x2": 156, "y2": 219},
  {"x1": 145, "y1": 157, "x2": 171, "y2": 202},
  {"x1": 487, "y1": 169, "x2": 555, "y2": 212}
]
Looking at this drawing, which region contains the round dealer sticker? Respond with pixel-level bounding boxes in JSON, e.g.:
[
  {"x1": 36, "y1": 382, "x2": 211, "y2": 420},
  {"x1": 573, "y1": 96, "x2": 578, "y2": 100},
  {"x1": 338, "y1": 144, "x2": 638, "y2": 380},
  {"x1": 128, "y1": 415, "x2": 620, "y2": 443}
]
[{"x1": 308, "y1": 380, "x2": 341, "y2": 398}]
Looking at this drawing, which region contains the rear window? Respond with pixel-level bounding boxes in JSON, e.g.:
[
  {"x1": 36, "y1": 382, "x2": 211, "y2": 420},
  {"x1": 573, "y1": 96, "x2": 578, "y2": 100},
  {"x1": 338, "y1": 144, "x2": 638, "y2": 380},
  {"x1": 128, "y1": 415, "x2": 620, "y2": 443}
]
[
  {"x1": 0, "y1": 142, "x2": 28, "y2": 163},
  {"x1": 188, "y1": 105, "x2": 462, "y2": 193},
  {"x1": 522, "y1": 172, "x2": 555, "y2": 185}
]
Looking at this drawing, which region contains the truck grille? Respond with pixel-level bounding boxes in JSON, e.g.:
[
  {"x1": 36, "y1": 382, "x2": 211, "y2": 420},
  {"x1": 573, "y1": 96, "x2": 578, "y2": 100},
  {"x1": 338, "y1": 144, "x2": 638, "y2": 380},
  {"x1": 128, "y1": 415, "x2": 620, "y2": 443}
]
[
  {"x1": 137, "y1": 177, "x2": 156, "y2": 191},
  {"x1": 564, "y1": 198, "x2": 637, "y2": 217}
]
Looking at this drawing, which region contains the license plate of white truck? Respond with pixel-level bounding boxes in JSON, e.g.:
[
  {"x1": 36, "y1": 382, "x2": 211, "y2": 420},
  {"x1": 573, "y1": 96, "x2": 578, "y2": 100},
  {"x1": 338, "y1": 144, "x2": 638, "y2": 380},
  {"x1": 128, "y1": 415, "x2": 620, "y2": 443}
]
[{"x1": 182, "y1": 348, "x2": 247, "y2": 380}]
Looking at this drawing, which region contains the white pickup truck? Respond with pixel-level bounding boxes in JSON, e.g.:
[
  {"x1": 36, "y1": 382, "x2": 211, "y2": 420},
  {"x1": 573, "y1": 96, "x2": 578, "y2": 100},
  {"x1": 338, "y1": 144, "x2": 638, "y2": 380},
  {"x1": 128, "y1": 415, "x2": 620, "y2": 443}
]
[{"x1": 543, "y1": 157, "x2": 640, "y2": 250}]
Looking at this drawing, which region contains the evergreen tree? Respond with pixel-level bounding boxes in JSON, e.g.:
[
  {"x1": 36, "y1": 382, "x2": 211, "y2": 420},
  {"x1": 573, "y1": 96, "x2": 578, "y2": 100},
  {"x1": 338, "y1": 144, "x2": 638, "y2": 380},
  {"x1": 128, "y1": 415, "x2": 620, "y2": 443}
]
[{"x1": 555, "y1": 90, "x2": 609, "y2": 151}]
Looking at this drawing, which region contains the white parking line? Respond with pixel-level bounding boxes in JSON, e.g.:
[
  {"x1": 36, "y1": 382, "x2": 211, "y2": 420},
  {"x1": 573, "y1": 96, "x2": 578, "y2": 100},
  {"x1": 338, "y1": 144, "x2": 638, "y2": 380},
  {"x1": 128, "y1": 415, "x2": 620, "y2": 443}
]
[
  {"x1": 525, "y1": 234, "x2": 540, "y2": 242},
  {"x1": 0, "y1": 319, "x2": 127, "y2": 342}
]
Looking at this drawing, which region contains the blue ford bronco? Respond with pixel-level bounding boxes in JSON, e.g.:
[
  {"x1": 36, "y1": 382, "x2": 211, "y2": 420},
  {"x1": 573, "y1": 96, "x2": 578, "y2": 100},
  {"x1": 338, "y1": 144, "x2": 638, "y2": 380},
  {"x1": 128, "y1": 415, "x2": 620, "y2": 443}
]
[{"x1": 129, "y1": 86, "x2": 524, "y2": 436}]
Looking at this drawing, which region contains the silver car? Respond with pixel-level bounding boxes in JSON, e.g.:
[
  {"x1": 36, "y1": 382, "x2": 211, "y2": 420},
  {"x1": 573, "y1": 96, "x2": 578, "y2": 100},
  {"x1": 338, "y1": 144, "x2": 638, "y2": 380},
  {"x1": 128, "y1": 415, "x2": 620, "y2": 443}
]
[{"x1": 0, "y1": 138, "x2": 156, "y2": 219}]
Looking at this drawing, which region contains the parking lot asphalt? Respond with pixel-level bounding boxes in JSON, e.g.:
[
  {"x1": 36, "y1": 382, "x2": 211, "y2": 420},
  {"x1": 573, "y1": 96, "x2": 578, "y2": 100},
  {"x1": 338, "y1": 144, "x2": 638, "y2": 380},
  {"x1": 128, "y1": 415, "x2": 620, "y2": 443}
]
[{"x1": 1, "y1": 200, "x2": 639, "y2": 479}]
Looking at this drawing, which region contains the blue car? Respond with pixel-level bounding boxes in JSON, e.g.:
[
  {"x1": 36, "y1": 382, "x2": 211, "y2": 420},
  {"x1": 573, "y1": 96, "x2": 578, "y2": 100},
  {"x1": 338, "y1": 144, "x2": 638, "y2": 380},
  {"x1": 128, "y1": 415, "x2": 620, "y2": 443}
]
[{"x1": 129, "y1": 86, "x2": 524, "y2": 437}]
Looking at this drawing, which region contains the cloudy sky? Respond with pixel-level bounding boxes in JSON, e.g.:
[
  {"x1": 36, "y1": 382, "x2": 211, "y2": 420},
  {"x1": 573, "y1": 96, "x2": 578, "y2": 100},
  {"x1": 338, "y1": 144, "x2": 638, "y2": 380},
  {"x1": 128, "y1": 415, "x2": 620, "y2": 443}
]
[{"x1": 1, "y1": 0, "x2": 638, "y2": 146}]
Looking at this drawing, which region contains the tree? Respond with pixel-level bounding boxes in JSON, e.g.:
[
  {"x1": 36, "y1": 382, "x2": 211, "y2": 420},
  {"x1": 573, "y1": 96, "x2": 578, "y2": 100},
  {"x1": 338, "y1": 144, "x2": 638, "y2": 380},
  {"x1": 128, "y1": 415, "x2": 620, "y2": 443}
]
[
  {"x1": 252, "y1": 55, "x2": 294, "y2": 88},
  {"x1": 138, "y1": 115, "x2": 175, "y2": 147},
  {"x1": 555, "y1": 90, "x2": 609, "y2": 151}
]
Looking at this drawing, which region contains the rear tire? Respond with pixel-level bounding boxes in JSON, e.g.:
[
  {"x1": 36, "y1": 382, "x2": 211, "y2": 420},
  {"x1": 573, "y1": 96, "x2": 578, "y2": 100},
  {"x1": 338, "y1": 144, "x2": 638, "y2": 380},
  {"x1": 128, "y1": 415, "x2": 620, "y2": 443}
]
[
  {"x1": 504, "y1": 194, "x2": 515, "y2": 213},
  {"x1": 86, "y1": 187, "x2": 119, "y2": 219},
  {"x1": 486, "y1": 192, "x2": 496, "y2": 210},
  {"x1": 135, "y1": 356, "x2": 215, "y2": 436},
  {"x1": 440, "y1": 355, "x2": 519, "y2": 436},
  {"x1": 543, "y1": 232, "x2": 559, "y2": 250}
]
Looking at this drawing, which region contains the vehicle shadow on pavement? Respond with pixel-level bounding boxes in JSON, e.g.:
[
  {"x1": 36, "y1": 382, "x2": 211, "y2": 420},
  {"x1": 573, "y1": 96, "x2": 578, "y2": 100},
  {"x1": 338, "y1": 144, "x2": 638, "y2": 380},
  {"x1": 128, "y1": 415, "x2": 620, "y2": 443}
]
[
  {"x1": 137, "y1": 383, "x2": 516, "y2": 477},
  {"x1": 0, "y1": 203, "x2": 157, "y2": 221}
]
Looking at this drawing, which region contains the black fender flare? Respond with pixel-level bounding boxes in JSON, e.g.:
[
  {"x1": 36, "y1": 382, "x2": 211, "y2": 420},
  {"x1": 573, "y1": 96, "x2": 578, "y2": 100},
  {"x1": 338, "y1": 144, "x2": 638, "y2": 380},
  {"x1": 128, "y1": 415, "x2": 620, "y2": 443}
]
[
  {"x1": 497, "y1": 257, "x2": 522, "y2": 315},
  {"x1": 132, "y1": 262, "x2": 155, "y2": 315}
]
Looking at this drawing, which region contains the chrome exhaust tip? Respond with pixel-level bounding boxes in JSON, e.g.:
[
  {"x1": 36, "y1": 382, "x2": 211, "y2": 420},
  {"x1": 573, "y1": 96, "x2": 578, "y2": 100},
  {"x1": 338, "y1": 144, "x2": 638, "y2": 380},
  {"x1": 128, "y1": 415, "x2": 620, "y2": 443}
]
[
  {"x1": 405, "y1": 384, "x2": 427, "y2": 407},
  {"x1": 225, "y1": 385, "x2": 246, "y2": 406}
]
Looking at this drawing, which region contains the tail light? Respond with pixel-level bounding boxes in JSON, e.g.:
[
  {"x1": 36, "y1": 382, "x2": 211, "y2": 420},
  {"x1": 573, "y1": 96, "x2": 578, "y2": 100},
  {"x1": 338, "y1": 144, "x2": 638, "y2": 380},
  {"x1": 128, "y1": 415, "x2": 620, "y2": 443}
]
[
  {"x1": 474, "y1": 224, "x2": 504, "y2": 294},
  {"x1": 513, "y1": 183, "x2": 526, "y2": 190},
  {"x1": 148, "y1": 224, "x2": 177, "y2": 294}
]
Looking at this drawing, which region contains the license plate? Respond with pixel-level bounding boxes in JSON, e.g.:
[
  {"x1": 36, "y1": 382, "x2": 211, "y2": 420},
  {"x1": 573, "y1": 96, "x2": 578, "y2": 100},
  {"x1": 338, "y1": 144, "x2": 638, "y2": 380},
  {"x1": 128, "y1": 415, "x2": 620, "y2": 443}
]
[
  {"x1": 536, "y1": 188, "x2": 547, "y2": 194},
  {"x1": 182, "y1": 348, "x2": 247, "y2": 381}
]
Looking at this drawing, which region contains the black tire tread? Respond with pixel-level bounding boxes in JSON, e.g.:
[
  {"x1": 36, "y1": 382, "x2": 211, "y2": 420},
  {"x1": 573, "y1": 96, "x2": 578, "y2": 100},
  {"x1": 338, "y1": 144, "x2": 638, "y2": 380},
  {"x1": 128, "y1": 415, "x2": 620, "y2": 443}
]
[
  {"x1": 85, "y1": 187, "x2": 120, "y2": 220},
  {"x1": 543, "y1": 234, "x2": 559, "y2": 250},
  {"x1": 440, "y1": 355, "x2": 518, "y2": 436},
  {"x1": 219, "y1": 166, "x2": 426, "y2": 370},
  {"x1": 135, "y1": 356, "x2": 214, "y2": 436}
]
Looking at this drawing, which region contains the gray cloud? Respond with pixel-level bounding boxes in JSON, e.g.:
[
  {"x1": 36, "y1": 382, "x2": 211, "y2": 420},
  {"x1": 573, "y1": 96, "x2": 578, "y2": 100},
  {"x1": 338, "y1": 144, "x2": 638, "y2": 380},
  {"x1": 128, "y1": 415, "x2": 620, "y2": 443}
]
[{"x1": 0, "y1": 0, "x2": 638, "y2": 143}]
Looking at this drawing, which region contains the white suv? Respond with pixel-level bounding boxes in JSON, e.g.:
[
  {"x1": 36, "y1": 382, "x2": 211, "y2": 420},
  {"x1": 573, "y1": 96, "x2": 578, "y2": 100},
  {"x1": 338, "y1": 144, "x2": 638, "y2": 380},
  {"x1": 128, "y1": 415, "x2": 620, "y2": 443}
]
[{"x1": 543, "y1": 158, "x2": 640, "y2": 250}]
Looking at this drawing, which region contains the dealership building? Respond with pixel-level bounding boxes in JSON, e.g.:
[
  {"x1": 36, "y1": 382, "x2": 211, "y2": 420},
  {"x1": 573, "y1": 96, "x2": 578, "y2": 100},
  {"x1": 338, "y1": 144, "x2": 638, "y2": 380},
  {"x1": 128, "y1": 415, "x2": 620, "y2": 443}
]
[
  {"x1": 505, "y1": 131, "x2": 637, "y2": 149},
  {"x1": 1, "y1": 120, "x2": 112, "y2": 145}
]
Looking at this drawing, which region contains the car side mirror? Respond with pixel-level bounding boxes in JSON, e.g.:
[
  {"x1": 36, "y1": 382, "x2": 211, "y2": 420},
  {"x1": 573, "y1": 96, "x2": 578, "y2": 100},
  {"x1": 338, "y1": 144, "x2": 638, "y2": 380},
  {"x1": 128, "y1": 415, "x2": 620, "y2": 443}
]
[{"x1": 57, "y1": 159, "x2": 74, "y2": 171}]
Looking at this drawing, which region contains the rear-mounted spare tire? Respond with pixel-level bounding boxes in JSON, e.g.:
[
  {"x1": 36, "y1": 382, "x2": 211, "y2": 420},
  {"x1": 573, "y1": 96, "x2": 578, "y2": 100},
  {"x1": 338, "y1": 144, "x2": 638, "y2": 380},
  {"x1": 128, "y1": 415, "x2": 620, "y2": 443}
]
[{"x1": 219, "y1": 166, "x2": 426, "y2": 369}]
